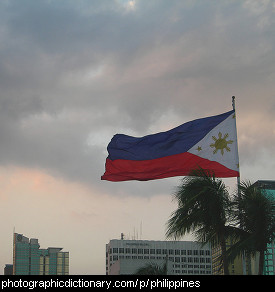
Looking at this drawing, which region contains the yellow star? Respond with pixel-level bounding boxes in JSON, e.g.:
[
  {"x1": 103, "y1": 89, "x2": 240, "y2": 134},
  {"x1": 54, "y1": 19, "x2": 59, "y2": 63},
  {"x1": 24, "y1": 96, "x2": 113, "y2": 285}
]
[{"x1": 196, "y1": 146, "x2": 202, "y2": 152}]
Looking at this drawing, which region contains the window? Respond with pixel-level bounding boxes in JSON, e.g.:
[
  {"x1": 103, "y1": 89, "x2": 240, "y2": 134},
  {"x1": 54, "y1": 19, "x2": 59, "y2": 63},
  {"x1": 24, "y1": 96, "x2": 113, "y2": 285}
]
[
  {"x1": 138, "y1": 249, "x2": 143, "y2": 254},
  {"x1": 119, "y1": 248, "x2": 124, "y2": 253},
  {"x1": 187, "y1": 250, "x2": 192, "y2": 255},
  {"x1": 175, "y1": 257, "x2": 180, "y2": 263},
  {"x1": 156, "y1": 249, "x2": 162, "y2": 255},
  {"x1": 169, "y1": 249, "x2": 174, "y2": 255},
  {"x1": 144, "y1": 249, "x2": 149, "y2": 254},
  {"x1": 181, "y1": 250, "x2": 186, "y2": 255},
  {"x1": 150, "y1": 249, "x2": 155, "y2": 254},
  {"x1": 175, "y1": 250, "x2": 180, "y2": 255},
  {"x1": 113, "y1": 248, "x2": 118, "y2": 253}
]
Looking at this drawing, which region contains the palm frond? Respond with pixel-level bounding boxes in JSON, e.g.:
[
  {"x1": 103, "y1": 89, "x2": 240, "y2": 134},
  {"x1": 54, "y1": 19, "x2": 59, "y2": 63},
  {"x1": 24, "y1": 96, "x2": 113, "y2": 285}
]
[{"x1": 134, "y1": 262, "x2": 167, "y2": 275}]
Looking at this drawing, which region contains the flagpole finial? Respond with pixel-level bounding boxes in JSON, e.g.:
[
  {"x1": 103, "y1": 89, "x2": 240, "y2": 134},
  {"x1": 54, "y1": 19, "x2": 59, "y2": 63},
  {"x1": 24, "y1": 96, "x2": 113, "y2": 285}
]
[{"x1": 232, "y1": 96, "x2": 236, "y2": 110}]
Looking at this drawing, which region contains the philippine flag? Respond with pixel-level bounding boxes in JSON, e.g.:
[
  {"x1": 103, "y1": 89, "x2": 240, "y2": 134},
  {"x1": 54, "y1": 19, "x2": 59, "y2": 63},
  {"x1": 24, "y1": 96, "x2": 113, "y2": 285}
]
[{"x1": 101, "y1": 110, "x2": 239, "y2": 182}]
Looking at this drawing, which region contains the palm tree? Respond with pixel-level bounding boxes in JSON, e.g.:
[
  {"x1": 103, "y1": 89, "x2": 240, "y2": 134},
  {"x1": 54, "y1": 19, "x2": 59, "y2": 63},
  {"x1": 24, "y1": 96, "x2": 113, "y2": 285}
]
[
  {"x1": 166, "y1": 168, "x2": 235, "y2": 275},
  {"x1": 230, "y1": 181, "x2": 275, "y2": 275},
  {"x1": 134, "y1": 261, "x2": 168, "y2": 275}
]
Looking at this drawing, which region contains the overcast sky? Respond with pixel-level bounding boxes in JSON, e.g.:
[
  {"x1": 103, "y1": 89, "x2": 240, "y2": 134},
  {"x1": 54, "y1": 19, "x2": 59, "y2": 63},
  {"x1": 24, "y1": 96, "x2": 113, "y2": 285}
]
[{"x1": 1, "y1": 0, "x2": 274, "y2": 274}]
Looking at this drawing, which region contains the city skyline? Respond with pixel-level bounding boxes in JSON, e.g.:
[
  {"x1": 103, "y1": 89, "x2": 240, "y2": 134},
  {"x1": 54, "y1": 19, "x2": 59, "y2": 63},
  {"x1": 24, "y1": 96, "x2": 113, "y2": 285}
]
[
  {"x1": 12, "y1": 232, "x2": 69, "y2": 275},
  {"x1": 0, "y1": 0, "x2": 275, "y2": 274}
]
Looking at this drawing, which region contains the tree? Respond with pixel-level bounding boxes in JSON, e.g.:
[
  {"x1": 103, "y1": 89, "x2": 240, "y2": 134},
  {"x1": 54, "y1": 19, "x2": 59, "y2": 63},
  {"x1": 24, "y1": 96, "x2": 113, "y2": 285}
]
[
  {"x1": 134, "y1": 261, "x2": 167, "y2": 275},
  {"x1": 230, "y1": 181, "x2": 275, "y2": 275},
  {"x1": 166, "y1": 168, "x2": 236, "y2": 275}
]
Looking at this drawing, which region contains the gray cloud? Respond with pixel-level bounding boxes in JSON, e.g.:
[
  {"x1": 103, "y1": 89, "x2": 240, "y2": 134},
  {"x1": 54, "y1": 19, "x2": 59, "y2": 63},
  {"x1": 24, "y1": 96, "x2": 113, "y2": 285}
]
[{"x1": 0, "y1": 0, "x2": 274, "y2": 196}]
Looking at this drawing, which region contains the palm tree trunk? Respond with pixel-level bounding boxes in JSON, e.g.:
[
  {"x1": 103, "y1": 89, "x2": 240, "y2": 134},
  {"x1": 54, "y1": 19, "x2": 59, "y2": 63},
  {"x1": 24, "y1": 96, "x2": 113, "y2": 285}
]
[
  {"x1": 220, "y1": 233, "x2": 229, "y2": 275},
  {"x1": 258, "y1": 250, "x2": 265, "y2": 275}
]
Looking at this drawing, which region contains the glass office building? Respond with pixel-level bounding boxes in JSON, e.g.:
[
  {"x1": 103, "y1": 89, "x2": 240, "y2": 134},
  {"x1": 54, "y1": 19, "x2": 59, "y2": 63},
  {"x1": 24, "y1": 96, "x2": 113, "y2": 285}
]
[
  {"x1": 13, "y1": 233, "x2": 69, "y2": 275},
  {"x1": 254, "y1": 180, "x2": 275, "y2": 275}
]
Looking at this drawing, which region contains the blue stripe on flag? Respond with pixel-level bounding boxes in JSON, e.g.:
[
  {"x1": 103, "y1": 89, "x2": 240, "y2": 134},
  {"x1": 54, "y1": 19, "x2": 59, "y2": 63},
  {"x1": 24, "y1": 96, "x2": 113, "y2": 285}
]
[{"x1": 107, "y1": 110, "x2": 234, "y2": 161}]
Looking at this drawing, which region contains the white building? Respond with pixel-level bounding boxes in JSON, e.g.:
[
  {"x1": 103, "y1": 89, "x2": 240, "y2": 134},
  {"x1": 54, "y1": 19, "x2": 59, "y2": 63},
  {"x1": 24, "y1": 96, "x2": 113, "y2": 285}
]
[{"x1": 106, "y1": 239, "x2": 212, "y2": 275}]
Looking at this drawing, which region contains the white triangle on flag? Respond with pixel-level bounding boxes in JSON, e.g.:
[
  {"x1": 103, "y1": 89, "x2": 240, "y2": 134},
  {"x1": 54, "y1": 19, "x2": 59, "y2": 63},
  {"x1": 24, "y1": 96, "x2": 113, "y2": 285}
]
[{"x1": 188, "y1": 112, "x2": 239, "y2": 172}]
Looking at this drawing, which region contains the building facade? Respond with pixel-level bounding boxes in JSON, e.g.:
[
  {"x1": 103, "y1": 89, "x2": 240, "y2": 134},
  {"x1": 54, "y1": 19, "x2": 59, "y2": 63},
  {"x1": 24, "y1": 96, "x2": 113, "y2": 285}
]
[
  {"x1": 13, "y1": 233, "x2": 69, "y2": 275},
  {"x1": 106, "y1": 239, "x2": 212, "y2": 275},
  {"x1": 254, "y1": 180, "x2": 275, "y2": 275},
  {"x1": 4, "y1": 264, "x2": 13, "y2": 275},
  {"x1": 212, "y1": 240, "x2": 249, "y2": 275}
]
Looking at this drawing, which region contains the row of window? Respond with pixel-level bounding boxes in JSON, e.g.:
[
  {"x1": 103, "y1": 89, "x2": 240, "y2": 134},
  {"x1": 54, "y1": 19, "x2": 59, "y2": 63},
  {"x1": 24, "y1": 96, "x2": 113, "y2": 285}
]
[
  {"x1": 172, "y1": 264, "x2": 212, "y2": 275},
  {"x1": 173, "y1": 264, "x2": 211, "y2": 269},
  {"x1": 109, "y1": 248, "x2": 210, "y2": 256},
  {"x1": 174, "y1": 270, "x2": 212, "y2": 274},
  {"x1": 110, "y1": 255, "x2": 211, "y2": 263}
]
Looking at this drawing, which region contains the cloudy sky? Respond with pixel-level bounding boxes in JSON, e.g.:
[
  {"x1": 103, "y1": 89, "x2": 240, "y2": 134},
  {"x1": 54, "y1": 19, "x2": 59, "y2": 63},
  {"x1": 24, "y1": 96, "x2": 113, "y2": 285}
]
[{"x1": 1, "y1": 0, "x2": 274, "y2": 274}]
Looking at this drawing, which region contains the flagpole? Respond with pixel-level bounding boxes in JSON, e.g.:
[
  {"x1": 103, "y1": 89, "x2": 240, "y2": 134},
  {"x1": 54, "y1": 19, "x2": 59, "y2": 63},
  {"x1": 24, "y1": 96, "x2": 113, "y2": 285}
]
[
  {"x1": 232, "y1": 96, "x2": 241, "y2": 189},
  {"x1": 232, "y1": 96, "x2": 247, "y2": 275}
]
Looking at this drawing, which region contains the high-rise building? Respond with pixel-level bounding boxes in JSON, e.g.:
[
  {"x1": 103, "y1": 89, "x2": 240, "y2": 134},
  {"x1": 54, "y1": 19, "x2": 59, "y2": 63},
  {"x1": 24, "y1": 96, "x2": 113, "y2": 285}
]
[
  {"x1": 253, "y1": 180, "x2": 275, "y2": 275},
  {"x1": 106, "y1": 239, "x2": 212, "y2": 275},
  {"x1": 212, "y1": 239, "x2": 250, "y2": 275},
  {"x1": 13, "y1": 233, "x2": 69, "y2": 275}
]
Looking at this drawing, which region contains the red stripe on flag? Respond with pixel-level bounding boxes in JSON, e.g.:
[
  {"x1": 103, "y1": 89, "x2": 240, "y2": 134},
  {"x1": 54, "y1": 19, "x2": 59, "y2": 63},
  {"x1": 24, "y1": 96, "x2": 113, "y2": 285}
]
[{"x1": 101, "y1": 152, "x2": 239, "y2": 182}]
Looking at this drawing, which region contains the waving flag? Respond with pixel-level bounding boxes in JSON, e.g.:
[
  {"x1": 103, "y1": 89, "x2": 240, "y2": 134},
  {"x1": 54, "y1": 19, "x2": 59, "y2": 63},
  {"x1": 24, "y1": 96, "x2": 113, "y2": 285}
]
[{"x1": 101, "y1": 110, "x2": 239, "y2": 181}]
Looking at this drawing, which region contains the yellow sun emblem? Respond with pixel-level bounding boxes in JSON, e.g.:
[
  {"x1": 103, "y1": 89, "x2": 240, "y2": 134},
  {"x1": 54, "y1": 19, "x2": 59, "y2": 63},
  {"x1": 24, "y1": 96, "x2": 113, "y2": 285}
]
[{"x1": 210, "y1": 132, "x2": 233, "y2": 155}]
